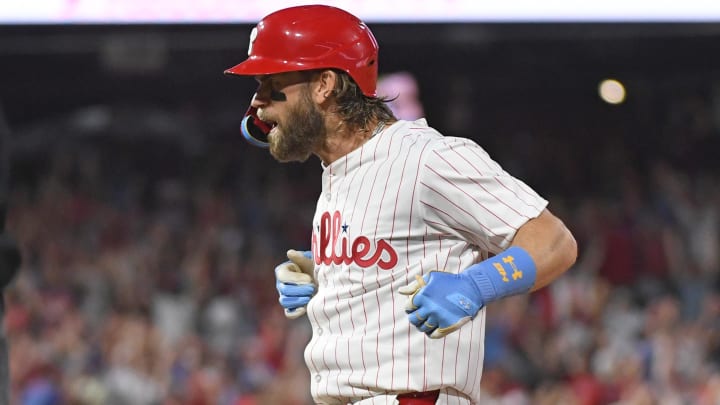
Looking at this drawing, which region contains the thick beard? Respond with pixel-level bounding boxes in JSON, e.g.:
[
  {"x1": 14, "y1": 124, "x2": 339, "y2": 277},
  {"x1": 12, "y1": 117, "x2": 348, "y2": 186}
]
[{"x1": 268, "y1": 90, "x2": 326, "y2": 163}]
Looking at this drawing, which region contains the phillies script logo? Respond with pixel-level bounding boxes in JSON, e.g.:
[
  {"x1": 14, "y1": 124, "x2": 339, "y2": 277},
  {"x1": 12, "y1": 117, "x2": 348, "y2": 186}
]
[{"x1": 312, "y1": 211, "x2": 398, "y2": 270}]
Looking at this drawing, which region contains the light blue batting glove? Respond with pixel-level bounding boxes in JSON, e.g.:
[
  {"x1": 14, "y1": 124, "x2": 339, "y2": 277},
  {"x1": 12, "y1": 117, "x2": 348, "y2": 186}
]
[
  {"x1": 275, "y1": 249, "x2": 316, "y2": 319},
  {"x1": 399, "y1": 246, "x2": 537, "y2": 338},
  {"x1": 399, "y1": 271, "x2": 483, "y2": 338}
]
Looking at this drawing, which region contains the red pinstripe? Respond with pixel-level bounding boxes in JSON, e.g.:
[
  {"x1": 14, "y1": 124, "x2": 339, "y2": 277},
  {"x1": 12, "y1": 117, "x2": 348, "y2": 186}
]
[
  {"x1": 460, "y1": 314, "x2": 475, "y2": 394},
  {"x1": 420, "y1": 180, "x2": 508, "y2": 241},
  {"x1": 321, "y1": 294, "x2": 336, "y2": 395},
  {"x1": 385, "y1": 139, "x2": 408, "y2": 389},
  {"x1": 397, "y1": 135, "x2": 431, "y2": 389},
  {"x1": 374, "y1": 289, "x2": 382, "y2": 389},
  {"x1": 448, "y1": 143, "x2": 540, "y2": 216},
  {"x1": 421, "y1": 228, "x2": 429, "y2": 390},
  {"x1": 327, "y1": 168, "x2": 346, "y2": 396},
  {"x1": 425, "y1": 161, "x2": 519, "y2": 229},
  {"x1": 496, "y1": 176, "x2": 546, "y2": 211},
  {"x1": 463, "y1": 143, "x2": 545, "y2": 211},
  {"x1": 420, "y1": 202, "x2": 500, "y2": 252},
  {"x1": 353, "y1": 131, "x2": 384, "y2": 390},
  {"x1": 306, "y1": 298, "x2": 322, "y2": 392},
  {"x1": 440, "y1": 147, "x2": 531, "y2": 220},
  {"x1": 360, "y1": 130, "x2": 386, "y2": 389},
  {"x1": 334, "y1": 157, "x2": 360, "y2": 397}
]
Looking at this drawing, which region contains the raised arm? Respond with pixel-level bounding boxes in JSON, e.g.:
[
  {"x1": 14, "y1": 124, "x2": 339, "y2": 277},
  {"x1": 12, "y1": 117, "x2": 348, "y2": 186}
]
[{"x1": 400, "y1": 208, "x2": 577, "y2": 338}]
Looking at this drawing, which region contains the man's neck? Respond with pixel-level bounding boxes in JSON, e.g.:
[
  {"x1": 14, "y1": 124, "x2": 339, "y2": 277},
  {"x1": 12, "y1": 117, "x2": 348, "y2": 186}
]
[{"x1": 316, "y1": 119, "x2": 392, "y2": 166}]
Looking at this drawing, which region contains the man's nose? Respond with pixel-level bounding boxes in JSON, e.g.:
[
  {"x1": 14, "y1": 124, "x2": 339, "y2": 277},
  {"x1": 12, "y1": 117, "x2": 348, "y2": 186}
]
[
  {"x1": 253, "y1": 92, "x2": 273, "y2": 109},
  {"x1": 251, "y1": 84, "x2": 272, "y2": 107},
  {"x1": 250, "y1": 93, "x2": 264, "y2": 108}
]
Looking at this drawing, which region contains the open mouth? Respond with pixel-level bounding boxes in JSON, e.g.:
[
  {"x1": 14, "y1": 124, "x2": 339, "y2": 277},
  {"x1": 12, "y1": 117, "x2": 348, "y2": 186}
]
[
  {"x1": 241, "y1": 111, "x2": 275, "y2": 148},
  {"x1": 263, "y1": 121, "x2": 278, "y2": 138},
  {"x1": 256, "y1": 110, "x2": 278, "y2": 131}
]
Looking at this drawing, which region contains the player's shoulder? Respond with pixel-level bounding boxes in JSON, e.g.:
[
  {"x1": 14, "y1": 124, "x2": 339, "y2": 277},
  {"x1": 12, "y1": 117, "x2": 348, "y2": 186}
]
[
  {"x1": 389, "y1": 119, "x2": 481, "y2": 150},
  {"x1": 398, "y1": 120, "x2": 487, "y2": 158}
]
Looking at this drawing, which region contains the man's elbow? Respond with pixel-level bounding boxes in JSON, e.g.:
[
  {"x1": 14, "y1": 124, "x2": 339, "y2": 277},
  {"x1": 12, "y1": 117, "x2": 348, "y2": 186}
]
[{"x1": 559, "y1": 224, "x2": 578, "y2": 273}]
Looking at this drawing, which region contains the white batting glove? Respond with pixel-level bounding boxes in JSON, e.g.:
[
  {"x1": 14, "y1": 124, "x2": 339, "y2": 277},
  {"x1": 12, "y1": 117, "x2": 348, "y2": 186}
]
[{"x1": 275, "y1": 249, "x2": 316, "y2": 319}]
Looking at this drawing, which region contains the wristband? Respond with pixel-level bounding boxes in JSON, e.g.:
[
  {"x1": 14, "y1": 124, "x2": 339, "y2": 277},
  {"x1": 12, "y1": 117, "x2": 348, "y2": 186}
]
[{"x1": 465, "y1": 246, "x2": 537, "y2": 303}]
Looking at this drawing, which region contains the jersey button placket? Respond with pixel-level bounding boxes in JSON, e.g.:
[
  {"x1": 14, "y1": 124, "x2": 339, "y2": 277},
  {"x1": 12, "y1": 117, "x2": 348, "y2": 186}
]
[{"x1": 325, "y1": 168, "x2": 333, "y2": 201}]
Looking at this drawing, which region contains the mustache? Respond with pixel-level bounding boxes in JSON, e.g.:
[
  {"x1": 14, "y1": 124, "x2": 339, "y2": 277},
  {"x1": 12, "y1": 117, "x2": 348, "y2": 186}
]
[{"x1": 256, "y1": 108, "x2": 273, "y2": 123}]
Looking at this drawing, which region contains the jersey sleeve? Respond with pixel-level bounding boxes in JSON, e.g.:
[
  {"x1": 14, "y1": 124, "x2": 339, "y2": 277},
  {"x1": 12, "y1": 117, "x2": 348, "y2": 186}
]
[{"x1": 418, "y1": 137, "x2": 548, "y2": 254}]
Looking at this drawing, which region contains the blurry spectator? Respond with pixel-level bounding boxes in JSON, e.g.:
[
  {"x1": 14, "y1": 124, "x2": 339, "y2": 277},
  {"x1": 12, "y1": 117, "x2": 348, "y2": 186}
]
[{"x1": 376, "y1": 71, "x2": 425, "y2": 120}]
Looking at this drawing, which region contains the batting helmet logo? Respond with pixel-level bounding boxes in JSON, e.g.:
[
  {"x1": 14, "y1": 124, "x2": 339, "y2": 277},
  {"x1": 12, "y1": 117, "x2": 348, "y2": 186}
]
[{"x1": 247, "y1": 26, "x2": 258, "y2": 56}]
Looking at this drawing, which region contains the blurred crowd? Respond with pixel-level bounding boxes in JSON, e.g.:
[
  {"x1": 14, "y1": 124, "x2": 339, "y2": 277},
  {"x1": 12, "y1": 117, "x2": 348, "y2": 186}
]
[
  {"x1": 481, "y1": 161, "x2": 720, "y2": 404},
  {"x1": 5, "y1": 140, "x2": 319, "y2": 405},
  {"x1": 3, "y1": 77, "x2": 720, "y2": 405}
]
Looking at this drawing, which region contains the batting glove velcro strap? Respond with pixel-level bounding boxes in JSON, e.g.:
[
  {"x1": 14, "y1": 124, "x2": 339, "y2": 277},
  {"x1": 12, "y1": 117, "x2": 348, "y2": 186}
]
[
  {"x1": 275, "y1": 249, "x2": 316, "y2": 319},
  {"x1": 399, "y1": 246, "x2": 537, "y2": 338}
]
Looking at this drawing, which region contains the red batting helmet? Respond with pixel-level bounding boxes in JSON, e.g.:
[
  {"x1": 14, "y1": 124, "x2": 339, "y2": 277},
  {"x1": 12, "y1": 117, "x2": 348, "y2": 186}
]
[{"x1": 224, "y1": 5, "x2": 379, "y2": 97}]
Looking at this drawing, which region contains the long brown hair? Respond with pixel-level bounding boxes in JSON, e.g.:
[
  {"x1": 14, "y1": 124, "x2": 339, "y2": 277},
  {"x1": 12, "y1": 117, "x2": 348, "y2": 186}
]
[{"x1": 330, "y1": 69, "x2": 397, "y2": 131}]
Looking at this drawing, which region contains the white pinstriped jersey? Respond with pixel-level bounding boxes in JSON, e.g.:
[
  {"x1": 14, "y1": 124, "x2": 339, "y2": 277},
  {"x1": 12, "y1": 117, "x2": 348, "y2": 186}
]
[{"x1": 305, "y1": 119, "x2": 547, "y2": 405}]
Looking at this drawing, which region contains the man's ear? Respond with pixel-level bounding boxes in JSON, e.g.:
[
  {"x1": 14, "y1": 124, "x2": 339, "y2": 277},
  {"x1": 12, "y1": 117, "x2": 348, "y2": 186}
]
[{"x1": 311, "y1": 70, "x2": 337, "y2": 104}]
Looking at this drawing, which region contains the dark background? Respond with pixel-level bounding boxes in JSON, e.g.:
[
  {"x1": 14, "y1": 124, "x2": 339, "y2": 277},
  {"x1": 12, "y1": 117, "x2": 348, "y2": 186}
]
[
  {"x1": 3, "y1": 22, "x2": 720, "y2": 183},
  {"x1": 3, "y1": 23, "x2": 720, "y2": 128}
]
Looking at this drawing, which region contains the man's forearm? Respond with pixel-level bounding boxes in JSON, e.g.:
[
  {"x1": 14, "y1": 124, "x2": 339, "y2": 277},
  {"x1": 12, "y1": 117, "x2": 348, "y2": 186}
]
[{"x1": 511, "y1": 209, "x2": 578, "y2": 292}]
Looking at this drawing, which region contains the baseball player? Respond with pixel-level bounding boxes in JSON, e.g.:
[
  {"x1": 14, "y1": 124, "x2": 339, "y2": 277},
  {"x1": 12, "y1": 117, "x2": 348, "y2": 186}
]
[{"x1": 224, "y1": 5, "x2": 577, "y2": 404}]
